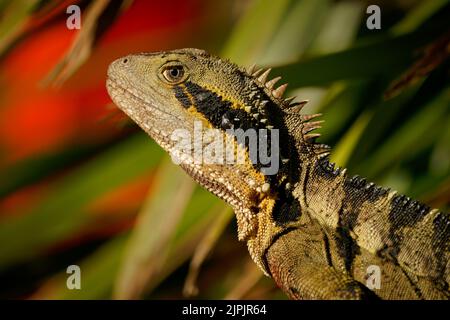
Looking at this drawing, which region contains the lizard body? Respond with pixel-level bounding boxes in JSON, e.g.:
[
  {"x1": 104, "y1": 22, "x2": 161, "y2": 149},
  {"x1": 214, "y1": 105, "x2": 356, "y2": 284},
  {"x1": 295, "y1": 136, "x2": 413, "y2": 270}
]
[{"x1": 106, "y1": 48, "x2": 449, "y2": 299}]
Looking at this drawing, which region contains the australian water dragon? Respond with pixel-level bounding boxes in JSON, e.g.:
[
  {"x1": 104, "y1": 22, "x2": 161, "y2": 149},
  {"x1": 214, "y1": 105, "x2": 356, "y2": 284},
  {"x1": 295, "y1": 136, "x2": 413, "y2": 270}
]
[{"x1": 106, "y1": 48, "x2": 449, "y2": 300}]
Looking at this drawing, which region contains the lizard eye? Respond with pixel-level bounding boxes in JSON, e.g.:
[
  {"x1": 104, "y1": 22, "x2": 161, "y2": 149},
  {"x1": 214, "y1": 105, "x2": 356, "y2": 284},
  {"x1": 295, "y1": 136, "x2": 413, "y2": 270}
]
[{"x1": 162, "y1": 66, "x2": 185, "y2": 83}]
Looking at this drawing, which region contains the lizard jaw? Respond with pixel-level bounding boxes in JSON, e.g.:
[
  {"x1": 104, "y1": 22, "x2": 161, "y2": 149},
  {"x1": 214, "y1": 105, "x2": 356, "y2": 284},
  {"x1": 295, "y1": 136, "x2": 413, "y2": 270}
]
[
  {"x1": 106, "y1": 78, "x2": 183, "y2": 152},
  {"x1": 178, "y1": 161, "x2": 259, "y2": 241}
]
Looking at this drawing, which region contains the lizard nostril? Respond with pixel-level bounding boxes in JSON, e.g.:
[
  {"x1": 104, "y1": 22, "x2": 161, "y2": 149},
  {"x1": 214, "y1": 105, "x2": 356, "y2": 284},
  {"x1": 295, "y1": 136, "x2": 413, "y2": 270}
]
[{"x1": 122, "y1": 58, "x2": 129, "y2": 64}]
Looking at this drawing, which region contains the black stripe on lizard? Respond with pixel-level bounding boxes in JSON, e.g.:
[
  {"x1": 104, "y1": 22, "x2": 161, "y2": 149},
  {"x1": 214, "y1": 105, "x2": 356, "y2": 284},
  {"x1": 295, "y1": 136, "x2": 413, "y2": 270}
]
[{"x1": 179, "y1": 80, "x2": 301, "y2": 195}]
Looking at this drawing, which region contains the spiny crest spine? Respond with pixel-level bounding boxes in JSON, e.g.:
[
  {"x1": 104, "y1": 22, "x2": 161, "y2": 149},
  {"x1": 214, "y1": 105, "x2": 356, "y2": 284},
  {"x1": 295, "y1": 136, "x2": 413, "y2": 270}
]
[{"x1": 246, "y1": 64, "x2": 328, "y2": 146}]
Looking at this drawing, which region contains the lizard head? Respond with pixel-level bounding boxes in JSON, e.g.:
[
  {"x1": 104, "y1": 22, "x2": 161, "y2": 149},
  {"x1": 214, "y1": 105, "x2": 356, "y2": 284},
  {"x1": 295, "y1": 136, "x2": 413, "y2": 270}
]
[{"x1": 107, "y1": 48, "x2": 328, "y2": 240}]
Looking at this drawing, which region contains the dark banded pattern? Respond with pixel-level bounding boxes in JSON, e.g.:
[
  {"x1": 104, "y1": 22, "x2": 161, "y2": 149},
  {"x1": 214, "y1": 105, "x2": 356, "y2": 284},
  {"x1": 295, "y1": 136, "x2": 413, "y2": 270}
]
[
  {"x1": 173, "y1": 85, "x2": 191, "y2": 108},
  {"x1": 184, "y1": 81, "x2": 256, "y2": 132},
  {"x1": 386, "y1": 194, "x2": 431, "y2": 259},
  {"x1": 335, "y1": 175, "x2": 390, "y2": 272}
]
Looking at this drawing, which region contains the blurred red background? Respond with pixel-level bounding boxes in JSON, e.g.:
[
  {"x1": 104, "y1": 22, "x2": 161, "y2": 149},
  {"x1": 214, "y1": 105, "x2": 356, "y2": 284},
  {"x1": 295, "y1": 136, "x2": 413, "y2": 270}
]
[{"x1": 0, "y1": 0, "x2": 228, "y2": 237}]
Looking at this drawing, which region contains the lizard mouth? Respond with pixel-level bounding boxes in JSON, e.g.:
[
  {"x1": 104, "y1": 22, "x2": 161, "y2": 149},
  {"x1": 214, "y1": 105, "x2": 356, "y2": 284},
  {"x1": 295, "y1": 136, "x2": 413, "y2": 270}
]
[
  {"x1": 106, "y1": 77, "x2": 187, "y2": 154},
  {"x1": 106, "y1": 77, "x2": 184, "y2": 122}
]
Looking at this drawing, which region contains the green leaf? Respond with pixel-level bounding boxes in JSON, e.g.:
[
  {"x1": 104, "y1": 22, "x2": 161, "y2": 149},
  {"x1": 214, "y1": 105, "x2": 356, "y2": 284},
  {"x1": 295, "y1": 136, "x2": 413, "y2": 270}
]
[
  {"x1": 391, "y1": 0, "x2": 449, "y2": 35},
  {"x1": 308, "y1": 1, "x2": 363, "y2": 55},
  {"x1": 183, "y1": 204, "x2": 232, "y2": 297},
  {"x1": 0, "y1": 133, "x2": 164, "y2": 270},
  {"x1": 41, "y1": 233, "x2": 129, "y2": 300},
  {"x1": 318, "y1": 80, "x2": 370, "y2": 144},
  {"x1": 272, "y1": 25, "x2": 447, "y2": 87},
  {"x1": 114, "y1": 159, "x2": 196, "y2": 299},
  {"x1": 0, "y1": 0, "x2": 40, "y2": 55},
  {"x1": 331, "y1": 110, "x2": 373, "y2": 167},
  {"x1": 258, "y1": 0, "x2": 330, "y2": 65},
  {"x1": 143, "y1": 188, "x2": 223, "y2": 296},
  {"x1": 222, "y1": 0, "x2": 291, "y2": 65},
  {"x1": 358, "y1": 87, "x2": 450, "y2": 178},
  {"x1": 33, "y1": 188, "x2": 222, "y2": 300},
  {"x1": 0, "y1": 145, "x2": 107, "y2": 198}
]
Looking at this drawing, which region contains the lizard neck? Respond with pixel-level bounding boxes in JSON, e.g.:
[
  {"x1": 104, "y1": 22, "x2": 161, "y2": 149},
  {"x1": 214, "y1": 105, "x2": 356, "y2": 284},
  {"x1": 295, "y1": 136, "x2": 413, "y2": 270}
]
[
  {"x1": 248, "y1": 154, "x2": 393, "y2": 275},
  {"x1": 294, "y1": 155, "x2": 436, "y2": 274},
  {"x1": 296, "y1": 156, "x2": 393, "y2": 245}
]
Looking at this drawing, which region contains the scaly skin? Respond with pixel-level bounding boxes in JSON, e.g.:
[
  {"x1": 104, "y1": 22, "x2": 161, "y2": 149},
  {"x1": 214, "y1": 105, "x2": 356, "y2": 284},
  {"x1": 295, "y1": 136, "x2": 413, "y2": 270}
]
[{"x1": 106, "y1": 48, "x2": 449, "y2": 300}]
